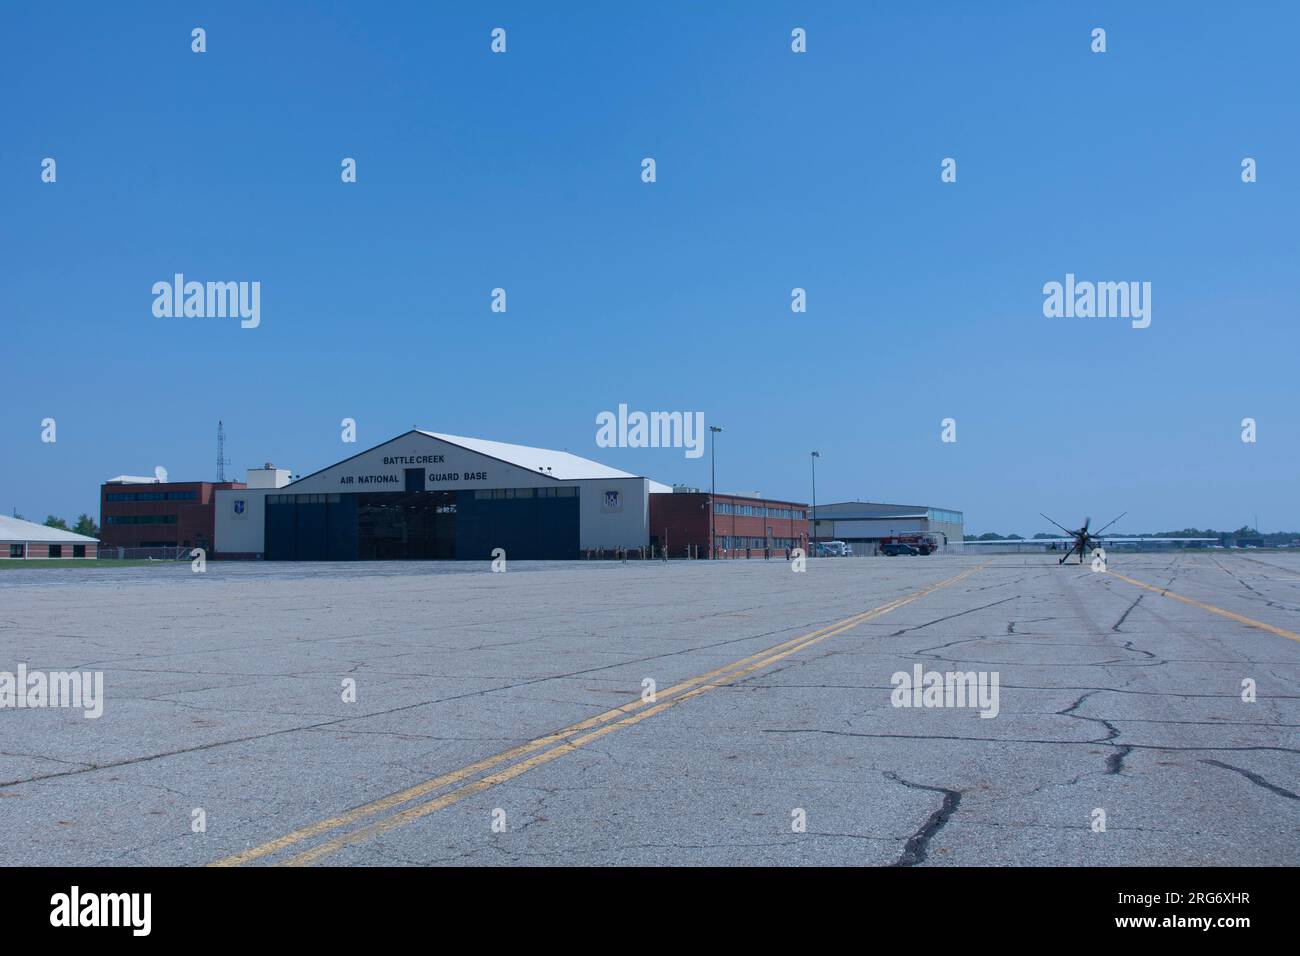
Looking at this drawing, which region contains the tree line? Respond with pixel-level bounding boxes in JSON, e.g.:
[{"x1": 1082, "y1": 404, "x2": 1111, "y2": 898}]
[
  {"x1": 965, "y1": 526, "x2": 1298, "y2": 546},
  {"x1": 11, "y1": 513, "x2": 100, "y2": 537}
]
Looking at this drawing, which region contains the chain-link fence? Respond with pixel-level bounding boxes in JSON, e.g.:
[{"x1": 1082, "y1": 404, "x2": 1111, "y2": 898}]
[{"x1": 96, "y1": 546, "x2": 193, "y2": 561}]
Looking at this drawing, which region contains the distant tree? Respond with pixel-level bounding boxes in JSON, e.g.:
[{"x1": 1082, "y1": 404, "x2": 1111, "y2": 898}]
[
  {"x1": 970, "y1": 525, "x2": 1300, "y2": 546},
  {"x1": 44, "y1": 515, "x2": 69, "y2": 530},
  {"x1": 72, "y1": 513, "x2": 99, "y2": 537}
]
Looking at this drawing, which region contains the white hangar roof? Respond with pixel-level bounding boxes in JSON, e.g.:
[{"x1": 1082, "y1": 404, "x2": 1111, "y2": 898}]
[
  {"x1": 0, "y1": 514, "x2": 99, "y2": 544},
  {"x1": 418, "y1": 431, "x2": 654, "y2": 482},
  {"x1": 283, "y1": 430, "x2": 673, "y2": 493}
]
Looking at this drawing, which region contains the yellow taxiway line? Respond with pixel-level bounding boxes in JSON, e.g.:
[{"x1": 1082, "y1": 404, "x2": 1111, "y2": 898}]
[
  {"x1": 212, "y1": 564, "x2": 984, "y2": 867},
  {"x1": 1106, "y1": 570, "x2": 1300, "y2": 644}
]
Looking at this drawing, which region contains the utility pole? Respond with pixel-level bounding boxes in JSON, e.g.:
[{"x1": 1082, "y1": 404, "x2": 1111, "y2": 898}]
[
  {"x1": 709, "y1": 425, "x2": 723, "y2": 558},
  {"x1": 811, "y1": 451, "x2": 820, "y2": 552}
]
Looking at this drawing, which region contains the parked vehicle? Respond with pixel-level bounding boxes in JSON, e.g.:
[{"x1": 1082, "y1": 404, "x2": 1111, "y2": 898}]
[
  {"x1": 815, "y1": 541, "x2": 850, "y2": 556},
  {"x1": 878, "y1": 534, "x2": 938, "y2": 555},
  {"x1": 881, "y1": 543, "x2": 920, "y2": 556}
]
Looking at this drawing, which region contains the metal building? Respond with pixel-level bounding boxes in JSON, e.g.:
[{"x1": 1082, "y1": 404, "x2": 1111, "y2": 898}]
[
  {"x1": 810, "y1": 501, "x2": 965, "y2": 554},
  {"x1": 214, "y1": 430, "x2": 670, "y2": 560}
]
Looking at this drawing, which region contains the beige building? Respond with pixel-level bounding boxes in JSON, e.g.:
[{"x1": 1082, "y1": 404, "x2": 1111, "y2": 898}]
[{"x1": 0, "y1": 514, "x2": 99, "y2": 559}]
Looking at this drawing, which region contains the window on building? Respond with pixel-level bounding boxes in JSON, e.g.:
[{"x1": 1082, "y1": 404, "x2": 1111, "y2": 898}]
[
  {"x1": 49, "y1": 545, "x2": 63, "y2": 558},
  {"x1": 9, "y1": 544, "x2": 22, "y2": 558},
  {"x1": 73, "y1": 545, "x2": 86, "y2": 557},
  {"x1": 105, "y1": 490, "x2": 198, "y2": 502}
]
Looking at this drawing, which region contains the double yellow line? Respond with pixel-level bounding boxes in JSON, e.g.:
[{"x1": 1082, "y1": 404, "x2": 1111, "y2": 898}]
[{"x1": 212, "y1": 564, "x2": 984, "y2": 866}]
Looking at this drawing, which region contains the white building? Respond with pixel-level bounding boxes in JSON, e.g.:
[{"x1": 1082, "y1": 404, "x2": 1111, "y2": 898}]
[{"x1": 214, "y1": 430, "x2": 670, "y2": 560}]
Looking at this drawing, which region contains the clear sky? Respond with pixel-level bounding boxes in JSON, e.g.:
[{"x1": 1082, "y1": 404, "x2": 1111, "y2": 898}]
[{"x1": 2, "y1": 2, "x2": 1296, "y2": 535}]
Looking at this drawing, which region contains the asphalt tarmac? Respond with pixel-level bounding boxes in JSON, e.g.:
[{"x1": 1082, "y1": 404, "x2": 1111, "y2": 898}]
[{"x1": 1, "y1": 552, "x2": 1296, "y2": 866}]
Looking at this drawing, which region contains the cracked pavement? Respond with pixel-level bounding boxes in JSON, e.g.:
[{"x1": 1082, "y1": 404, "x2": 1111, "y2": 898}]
[{"x1": 1, "y1": 552, "x2": 1297, "y2": 866}]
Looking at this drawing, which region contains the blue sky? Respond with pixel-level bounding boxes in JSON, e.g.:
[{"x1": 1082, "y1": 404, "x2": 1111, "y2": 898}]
[{"x1": 2, "y1": 1, "x2": 1296, "y2": 534}]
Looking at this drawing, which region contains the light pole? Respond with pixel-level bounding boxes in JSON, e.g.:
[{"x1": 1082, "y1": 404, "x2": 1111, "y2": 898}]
[
  {"x1": 810, "y1": 451, "x2": 820, "y2": 553},
  {"x1": 710, "y1": 425, "x2": 723, "y2": 558}
]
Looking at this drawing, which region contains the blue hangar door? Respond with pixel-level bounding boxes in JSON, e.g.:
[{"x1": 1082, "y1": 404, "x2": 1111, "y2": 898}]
[
  {"x1": 453, "y1": 487, "x2": 580, "y2": 561},
  {"x1": 264, "y1": 493, "x2": 358, "y2": 561},
  {"x1": 264, "y1": 485, "x2": 580, "y2": 560}
]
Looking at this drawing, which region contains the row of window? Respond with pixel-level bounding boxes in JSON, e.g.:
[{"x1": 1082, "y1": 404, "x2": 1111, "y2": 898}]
[
  {"x1": 105, "y1": 491, "x2": 197, "y2": 502},
  {"x1": 8, "y1": 544, "x2": 86, "y2": 557},
  {"x1": 267, "y1": 494, "x2": 343, "y2": 504},
  {"x1": 105, "y1": 515, "x2": 178, "y2": 525},
  {"x1": 717, "y1": 537, "x2": 801, "y2": 550},
  {"x1": 473, "y1": 487, "x2": 577, "y2": 500},
  {"x1": 929, "y1": 509, "x2": 963, "y2": 525},
  {"x1": 267, "y1": 488, "x2": 580, "y2": 505},
  {"x1": 715, "y1": 503, "x2": 806, "y2": 520}
]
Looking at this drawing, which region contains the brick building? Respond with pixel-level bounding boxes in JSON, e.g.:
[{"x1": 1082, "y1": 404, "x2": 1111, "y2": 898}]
[
  {"x1": 648, "y1": 489, "x2": 809, "y2": 558},
  {"x1": 99, "y1": 476, "x2": 246, "y2": 552},
  {"x1": 0, "y1": 514, "x2": 98, "y2": 559}
]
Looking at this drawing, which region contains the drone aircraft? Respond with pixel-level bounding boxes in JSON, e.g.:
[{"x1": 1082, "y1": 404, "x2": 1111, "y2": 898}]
[
  {"x1": 961, "y1": 515, "x2": 1217, "y2": 563},
  {"x1": 1038, "y1": 513, "x2": 1126, "y2": 565}
]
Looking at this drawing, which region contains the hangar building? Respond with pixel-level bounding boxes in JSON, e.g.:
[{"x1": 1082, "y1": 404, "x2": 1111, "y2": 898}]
[
  {"x1": 811, "y1": 501, "x2": 964, "y2": 554},
  {"x1": 214, "y1": 430, "x2": 670, "y2": 561}
]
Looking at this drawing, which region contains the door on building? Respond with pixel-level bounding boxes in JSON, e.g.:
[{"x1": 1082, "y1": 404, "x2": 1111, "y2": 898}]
[{"x1": 357, "y1": 491, "x2": 455, "y2": 560}]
